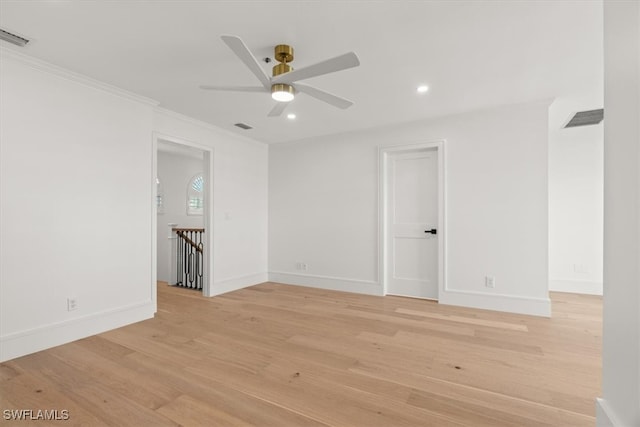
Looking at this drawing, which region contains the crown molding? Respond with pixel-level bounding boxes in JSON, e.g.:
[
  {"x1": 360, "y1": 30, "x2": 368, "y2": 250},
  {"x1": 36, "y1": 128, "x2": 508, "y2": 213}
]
[
  {"x1": 1, "y1": 46, "x2": 159, "y2": 107},
  {"x1": 1, "y1": 46, "x2": 267, "y2": 146},
  {"x1": 153, "y1": 107, "x2": 267, "y2": 146}
]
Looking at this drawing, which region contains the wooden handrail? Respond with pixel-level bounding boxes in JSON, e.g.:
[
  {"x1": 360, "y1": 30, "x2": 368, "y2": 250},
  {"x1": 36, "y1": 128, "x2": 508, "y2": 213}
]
[
  {"x1": 173, "y1": 228, "x2": 205, "y2": 233},
  {"x1": 175, "y1": 230, "x2": 203, "y2": 253}
]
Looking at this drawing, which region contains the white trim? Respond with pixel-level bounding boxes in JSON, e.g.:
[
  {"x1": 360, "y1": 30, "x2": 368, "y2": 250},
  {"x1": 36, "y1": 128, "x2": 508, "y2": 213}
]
[
  {"x1": 596, "y1": 398, "x2": 623, "y2": 427},
  {"x1": 378, "y1": 140, "x2": 446, "y2": 300},
  {"x1": 152, "y1": 132, "x2": 214, "y2": 297},
  {"x1": 151, "y1": 136, "x2": 159, "y2": 309},
  {"x1": 154, "y1": 131, "x2": 215, "y2": 154},
  {"x1": 439, "y1": 288, "x2": 551, "y2": 317},
  {"x1": 153, "y1": 107, "x2": 265, "y2": 147},
  {"x1": 212, "y1": 273, "x2": 269, "y2": 296},
  {"x1": 202, "y1": 150, "x2": 214, "y2": 297},
  {"x1": 269, "y1": 272, "x2": 382, "y2": 296},
  {"x1": 549, "y1": 279, "x2": 603, "y2": 295},
  {"x1": 0, "y1": 46, "x2": 159, "y2": 107},
  {"x1": 0, "y1": 301, "x2": 155, "y2": 362}
]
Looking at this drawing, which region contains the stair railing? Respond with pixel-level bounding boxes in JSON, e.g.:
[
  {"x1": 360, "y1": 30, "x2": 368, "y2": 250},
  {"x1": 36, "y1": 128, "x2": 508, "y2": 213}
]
[{"x1": 172, "y1": 227, "x2": 204, "y2": 290}]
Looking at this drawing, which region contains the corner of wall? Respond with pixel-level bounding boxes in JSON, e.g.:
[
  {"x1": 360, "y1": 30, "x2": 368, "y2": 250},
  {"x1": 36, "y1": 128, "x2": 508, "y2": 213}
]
[
  {"x1": 596, "y1": 398, "x2": 623, "y2": 427},
  {"x1": 549, "y1": 279, "x2": 603, "y2": 296},
  {"x1": 211, "y1": 272, "x2": 269, "y2": 297},
  {"x1": 268, "y1": 272, "x2": 383, "y2": 296},
  {"x1": 439, "y1": 289, "x2": 551, "y2": 317}
]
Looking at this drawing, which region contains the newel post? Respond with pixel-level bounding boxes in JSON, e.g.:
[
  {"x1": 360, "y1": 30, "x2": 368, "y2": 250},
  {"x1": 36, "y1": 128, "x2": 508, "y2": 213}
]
[{"x1": 168, "y1": 223, "x2": 178, "y2": 286}]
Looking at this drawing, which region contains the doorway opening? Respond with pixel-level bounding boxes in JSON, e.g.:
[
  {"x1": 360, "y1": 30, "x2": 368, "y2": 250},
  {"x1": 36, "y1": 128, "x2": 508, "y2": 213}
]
[
  {"x1": 152, "y1": 133, "x2": 214, "y2": 298},
  {"x1": 379, "y1": 141, "x2": 445, "y2": 300}
]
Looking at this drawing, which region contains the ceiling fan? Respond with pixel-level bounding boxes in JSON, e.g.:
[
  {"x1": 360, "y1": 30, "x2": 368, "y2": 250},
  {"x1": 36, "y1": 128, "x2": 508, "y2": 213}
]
[{"x1": 200, "y1": 35, "x2": 360, "y2": 117}]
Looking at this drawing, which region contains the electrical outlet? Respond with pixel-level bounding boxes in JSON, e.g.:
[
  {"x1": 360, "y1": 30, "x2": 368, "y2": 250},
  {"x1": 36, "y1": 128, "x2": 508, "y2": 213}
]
[
  {"x1": 67, "y1": 297, "x2": 78, "y2": 311},
  {"x1": 301, "y1": 263, "x2": 308, "y2": 271},
  {"x1": 485, "y1": 276, "x2": 495, "y2": 288}
]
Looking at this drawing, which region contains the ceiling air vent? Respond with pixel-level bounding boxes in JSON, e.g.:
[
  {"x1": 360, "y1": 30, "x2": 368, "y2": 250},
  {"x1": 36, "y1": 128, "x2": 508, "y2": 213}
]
[
  {"x1": 564, "y1": 109, "x2": 604, "y2": 128},
  {"x1": 0, "y1": 28, "x2": 30, "y2": 47},
  {"x1": 234, "y1": 123, "x2": 253, "y2": 130}
]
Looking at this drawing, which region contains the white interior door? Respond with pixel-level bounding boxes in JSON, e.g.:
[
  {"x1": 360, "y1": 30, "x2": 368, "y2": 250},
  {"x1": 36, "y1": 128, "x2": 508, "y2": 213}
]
[{"x1": 386, "y1": 149, "x2": 439, "y2": 299}]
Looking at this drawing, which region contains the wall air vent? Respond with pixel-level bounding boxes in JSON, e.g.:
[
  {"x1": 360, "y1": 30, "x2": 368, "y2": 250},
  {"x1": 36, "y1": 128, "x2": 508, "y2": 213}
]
[
  {"x1": 564, "y1": 109, "x2": 604, "y2": 128},
  {"x1": 0, "y1": 28, "x2": 30, "y2": 47},
  {"x1": 234, "y1": 123, "x2": 253, "y2": 130}
]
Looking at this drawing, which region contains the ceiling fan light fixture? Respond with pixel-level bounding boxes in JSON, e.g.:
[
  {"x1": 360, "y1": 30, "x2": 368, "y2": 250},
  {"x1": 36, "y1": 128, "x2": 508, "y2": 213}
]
[{"x1": 271, "y1": 84, "x2": 295, "y2": 102}]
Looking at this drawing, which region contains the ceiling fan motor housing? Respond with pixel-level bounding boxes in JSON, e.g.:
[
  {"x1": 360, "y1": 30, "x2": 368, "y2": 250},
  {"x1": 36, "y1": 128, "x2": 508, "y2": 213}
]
[
  {"x1": 271, "y1": 44, "x2": 295, "y2": 101},
  {"x1": 274, "y1": 44, "x2": 294, "y2": 64},
  {"x1": 272, "y1": 62, "x2": 292, "y2": 76},
  {"x1": 272, "y1": 44, "x2": 293, "y2": 77}
]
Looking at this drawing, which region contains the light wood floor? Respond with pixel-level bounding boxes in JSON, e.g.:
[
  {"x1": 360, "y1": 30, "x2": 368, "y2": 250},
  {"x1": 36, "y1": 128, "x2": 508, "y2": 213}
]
[{"x1": 1, "y1": 283, "x2": 601, "y2": 426}]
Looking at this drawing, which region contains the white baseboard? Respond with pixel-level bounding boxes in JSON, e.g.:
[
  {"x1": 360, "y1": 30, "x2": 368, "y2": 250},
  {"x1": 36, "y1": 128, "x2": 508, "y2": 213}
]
[
  {"x1": 596, "y1": 398, "x2": 623, "y2": 427},
  {"x1": 211, "y1": 272, "x2": 269, "y2": 296},
  {"x1": 269, "y1": 271, "x2": 382, "y2": 296},
  {"x1": 550, "y1": 279, "x2": 603, "y2": 295},
  {"x1": 268, "y1": 273, "x2": 549, "y2": 316},
  {"x1": 439, "y1": 288, "x2": 551, "y2": 317},
  {"x1": 0, "y1": 300, "x2": 155, "y2": 362}
]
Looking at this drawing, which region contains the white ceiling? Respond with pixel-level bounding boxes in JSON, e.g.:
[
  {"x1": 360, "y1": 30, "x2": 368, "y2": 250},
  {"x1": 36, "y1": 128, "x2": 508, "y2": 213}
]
[{"x1": 0, "y1": 1, "x2": 603, "y2": 144}]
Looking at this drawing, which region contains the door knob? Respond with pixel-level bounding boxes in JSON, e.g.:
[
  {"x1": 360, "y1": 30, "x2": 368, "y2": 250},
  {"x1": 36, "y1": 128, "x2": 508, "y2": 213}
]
[{"x1": 425, "y1": 229, "x2": 437, "y2": 235}]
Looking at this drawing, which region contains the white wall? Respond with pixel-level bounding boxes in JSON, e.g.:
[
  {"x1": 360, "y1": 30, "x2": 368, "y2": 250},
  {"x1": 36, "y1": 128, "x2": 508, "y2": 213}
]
[
  {"x1": 0, "y1": 50, "x2": 269, "y2": 362},
  {"x1": 548, "y1": 101, "x2": 604, "y2": 295},
  {"x1": 269, "y1": 100, "x2": 551, "y2": 316},
  {"x1": 546, "y1": 9, "x2": 604, "y2": 297},
  {"x1": 0, "y1": 50, "x2": 157, "y2": 361},
  {"x1": 156, "y1": 148, "x2": 204, "y2": 283},
  {"x1": 153, "y1": 110, "x2": 269, "y2": 296},
  {"x1": 597, "y1": 1, "x2": 640, "y2": 426}
]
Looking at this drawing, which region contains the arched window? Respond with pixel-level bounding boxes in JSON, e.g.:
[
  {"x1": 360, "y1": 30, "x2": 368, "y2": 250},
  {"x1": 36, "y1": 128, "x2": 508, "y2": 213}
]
[{"x1": 187, "y1": 173, "x2": 204, "y2": 215}]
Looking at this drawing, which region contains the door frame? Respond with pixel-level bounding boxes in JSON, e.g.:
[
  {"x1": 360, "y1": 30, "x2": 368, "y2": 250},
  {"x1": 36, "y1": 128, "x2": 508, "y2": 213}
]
[
  {"x1": 378, "y1": 140, "x2": 446, "y2": 299},
  {"x1": 152, "y1": 132, "x2": 215, "y2": 299}
]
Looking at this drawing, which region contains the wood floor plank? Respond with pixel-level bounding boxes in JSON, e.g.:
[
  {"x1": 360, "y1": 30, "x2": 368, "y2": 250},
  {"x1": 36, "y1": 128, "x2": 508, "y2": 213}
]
[
  {"x1": 395, "y1": 308, "x2": 529, "y2": 331},
  {"x1": 0, "y1": 370, "x2": 109, "y2": 426},
  {"x1": 350, "y1": 363, "x2": 594, "y2": 426},
  {"x1": 122, "y1": 352, "x2": 331, "y2": 426},
  {"x1": 156, "y1": 394, "x2": 252, "y2": 427},
  {"x1": 47, "y1": 343, "x2": 181, "y2": 410},
  {"x1": 0, "y1": 282, "x2": 601, "y2": 426}
]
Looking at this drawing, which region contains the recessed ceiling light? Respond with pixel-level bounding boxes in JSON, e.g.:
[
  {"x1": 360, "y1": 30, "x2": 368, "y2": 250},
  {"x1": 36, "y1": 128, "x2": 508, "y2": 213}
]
[
  {"x1": 287, "y1": 113, "x2": 296, "y2": 120},
  {"x1": 417, "y1": 85, "x2": 429, "y2": 94}
]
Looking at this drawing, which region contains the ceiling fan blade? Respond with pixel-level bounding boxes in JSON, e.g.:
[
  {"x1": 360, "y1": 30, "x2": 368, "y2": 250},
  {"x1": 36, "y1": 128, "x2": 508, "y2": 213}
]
[
  {"x1": 267, "y1": 102, "x2": 289, "y2": 117},
  {"x1": 295, "y1": 83, "x2": 354, "y2": 109},
  {"x1": 272, "y1": 52, "x2": 360, "y2": 84},
  {"x1": 199, "y1": 85, "x2": 266, "y2": 93},
  {"x1": 221, "y1": 35, "x2": 271, "y2": 88}
]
